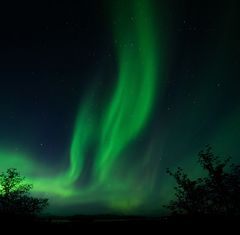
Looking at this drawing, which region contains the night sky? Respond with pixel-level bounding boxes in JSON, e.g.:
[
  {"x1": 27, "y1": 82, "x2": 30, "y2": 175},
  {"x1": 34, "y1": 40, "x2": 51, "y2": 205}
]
[{"x1": 0, "y1": 0, "x2": 239, "y2": 215}]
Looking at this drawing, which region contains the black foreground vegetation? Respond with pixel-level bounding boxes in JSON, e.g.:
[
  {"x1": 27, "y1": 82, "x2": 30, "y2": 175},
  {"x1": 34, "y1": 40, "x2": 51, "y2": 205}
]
[
  {"x1": 0, "y1": 168, "x2": 48, "y2": 221},
  {"x1": 165, "y1": 145, "x2": 240, "y2": 216}
]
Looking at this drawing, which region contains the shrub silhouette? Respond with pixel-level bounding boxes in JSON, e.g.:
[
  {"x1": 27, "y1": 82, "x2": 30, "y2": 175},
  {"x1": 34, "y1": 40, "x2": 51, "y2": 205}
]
[
  {"x1": 0, "y1": 168, "x2": 48, "y2": 218},
  {"x1": 165, "y1": 146, "x2": 240, "y2": 215}
]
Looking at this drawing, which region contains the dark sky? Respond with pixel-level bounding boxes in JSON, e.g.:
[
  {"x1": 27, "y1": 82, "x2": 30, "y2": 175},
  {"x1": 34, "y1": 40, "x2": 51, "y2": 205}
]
[
  {"x1": 0, "y1": 0, "x2": 239, "y2": 215},
  {"x1": 0, "y1": 1, "x2": 110, "y2": 160}
]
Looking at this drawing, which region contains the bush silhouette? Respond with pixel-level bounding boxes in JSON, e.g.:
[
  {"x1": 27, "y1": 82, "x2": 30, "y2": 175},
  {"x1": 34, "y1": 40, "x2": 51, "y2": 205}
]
[
  {"x1": 0, "y1": 168, "x2": 48, "y2": 218},
  {"x1": 165, "y1": 146, "x2": 240, "y2": 215}
]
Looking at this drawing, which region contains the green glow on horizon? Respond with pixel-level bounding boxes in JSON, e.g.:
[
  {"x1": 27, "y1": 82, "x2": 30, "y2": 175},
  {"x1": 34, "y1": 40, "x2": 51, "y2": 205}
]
[{"x1": 0, "y1": 151, "x2": 34, "y2": 174}]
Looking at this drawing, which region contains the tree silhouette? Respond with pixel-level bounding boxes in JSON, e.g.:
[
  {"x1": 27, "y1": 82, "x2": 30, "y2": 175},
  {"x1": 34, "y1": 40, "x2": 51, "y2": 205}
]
[
  {"x1": 0, "y1": 168, "x2": 48, "y2": 218},
  {"x1": 165, "y1": 146, "x2": 240, "y2": 215}
]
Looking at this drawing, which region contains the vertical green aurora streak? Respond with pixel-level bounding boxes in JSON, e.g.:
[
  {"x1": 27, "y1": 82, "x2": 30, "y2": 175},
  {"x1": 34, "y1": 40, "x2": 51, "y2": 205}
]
[
  {"x1": 68, "y1": 1, "x2": 160, "y2": 184},
  {"x1": 96, "y1": 0, "x2": 160, "y2": 182},
  {"x1": 65, "y1": 0, "x2": 163, "y2": 210}
]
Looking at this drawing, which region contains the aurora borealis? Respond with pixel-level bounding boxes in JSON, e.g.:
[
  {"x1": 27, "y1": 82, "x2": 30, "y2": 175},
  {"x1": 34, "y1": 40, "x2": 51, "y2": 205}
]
[{"x1": 0, "y1": 0, "x2": 239, "y2": 215}]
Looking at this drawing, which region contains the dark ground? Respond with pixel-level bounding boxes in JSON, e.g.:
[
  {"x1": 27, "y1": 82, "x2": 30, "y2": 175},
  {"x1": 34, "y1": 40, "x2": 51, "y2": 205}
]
[{"x1": 0, "y1": 215, "x2": 239, "y2": 233}]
